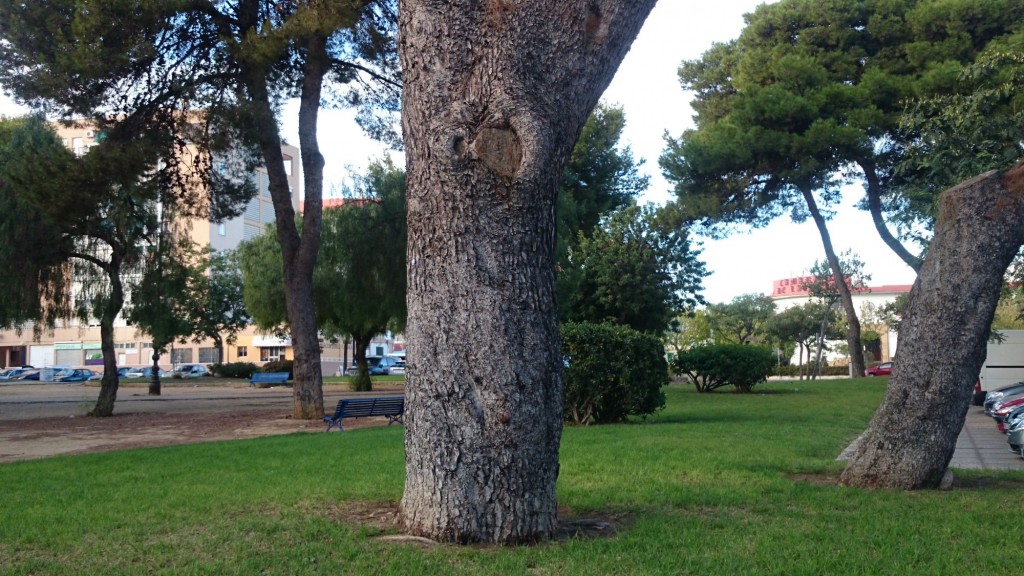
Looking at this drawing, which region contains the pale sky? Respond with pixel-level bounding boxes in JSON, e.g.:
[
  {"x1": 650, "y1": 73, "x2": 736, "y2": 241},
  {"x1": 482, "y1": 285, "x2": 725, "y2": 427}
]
[{"x1": 1, "y1": 0, "x2": 920, "y2": 304}]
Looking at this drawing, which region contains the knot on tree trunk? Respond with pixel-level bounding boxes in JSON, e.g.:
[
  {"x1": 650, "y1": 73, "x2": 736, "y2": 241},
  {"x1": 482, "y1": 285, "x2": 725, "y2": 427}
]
[{"x1": 472, "y1": 127, "x2": 522, "y2": 179}]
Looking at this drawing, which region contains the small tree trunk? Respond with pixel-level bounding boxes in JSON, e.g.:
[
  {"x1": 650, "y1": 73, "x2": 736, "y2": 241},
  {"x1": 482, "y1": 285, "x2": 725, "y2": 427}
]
[
  {"x1": 351, "y1": 332, "x2": 373, "y2": 392},
  {"x1": 801, "y1": 189, "x2": 867, "y2": 377},
  {"x1": 840, "y1": 162, "x2": 1024, "y2": 489},
  {"x1": 89, "y1": 258, "x2": 125, "y2": 417},
  {"x1": 399, "y1": 0, "x2": 656, "y2": 544},
  {"x1": 149, "y1": 351, "x2": 162, "y2": 396},
  {"x1": 859, "y1": 158, "x2": 923, "y2": 271},
  {"x1": 243, "y1": 37, "x2": 328, "y2": 420}
]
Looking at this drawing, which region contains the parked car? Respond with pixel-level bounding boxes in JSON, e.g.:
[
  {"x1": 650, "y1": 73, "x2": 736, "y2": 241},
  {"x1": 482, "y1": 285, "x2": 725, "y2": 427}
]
[
  {"x1": 124, "y1": 366, "x2": 168, "y2": 379},
  {"x1": 865, "y1": 362, "x2": 893, "y2": 377},
  {"x1": 390, "y1": 358, "x2": 406, "y2": 376},
  {"x1": 15, "y1": 369, "x2": 40, "y2": 380},
  {"x1": 0, "y1": 367, "x2": 36, "y2": 380},
  {"x1": 990, "y1": 395, "x2": 1024, "y2": 422},
  {"x1": 999, "y1": 405, "x2": 1024, "y2": 434},
  {"x1": 371, "y1": 356, "x2": 403, "y2": 376},
  {"x1": 53, "y1": 368, "x2": 96, "y2": 382},
  {"x1": 985, "y1": 382, "x2": 1024, "y2": 415},
  {"x1": 172, "y1": 364, "x2": 209, "y2": 379},
  {"x1": 1006, "y1": 417, "x2": 1024, "y2": 457}
]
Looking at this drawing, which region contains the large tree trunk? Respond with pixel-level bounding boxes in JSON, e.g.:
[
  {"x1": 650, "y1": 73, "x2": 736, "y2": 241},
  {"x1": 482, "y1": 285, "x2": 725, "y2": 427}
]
[
  {"x1": 89, "y1": 258, "x2": 125, "y2": 417},
  {"x1": 801, "y1": 189, "x2": 867, "y2": 377},
  {"x1": 840, "y1": 162, "x2": 1024, "y2": 489},
  {"x1": 398, "y1": 0, "x2": 656, "y2": 544}
]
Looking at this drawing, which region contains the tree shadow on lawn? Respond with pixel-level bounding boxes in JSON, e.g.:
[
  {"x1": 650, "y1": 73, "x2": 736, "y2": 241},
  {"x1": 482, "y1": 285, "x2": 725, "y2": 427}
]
[
  {"x1": 787, "y1": 471, "x2": 1024, "y2": 491},
  {"x1": 324, "y1": 500, "x2": 632, "y2": 547}
]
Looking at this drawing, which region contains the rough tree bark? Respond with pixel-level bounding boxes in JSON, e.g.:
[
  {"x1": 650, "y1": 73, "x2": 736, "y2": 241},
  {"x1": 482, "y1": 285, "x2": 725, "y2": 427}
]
[
  {"x1": 398, "y1": 0, "x2": 656, "y2": 543},
  {"x1": 801, "y1": 188, "x2": 867, "y2": 378},
  {"x1": 840, "y1": 161, "x2": 1024, "y2": 489},
  {"x1": 89, "y1": 253, "x2": 125, "y2": 417},
  {"x1": 858, "y1": 158, "x2": 924, "y2": 272},
  {"x1": 241, "y1": 31, "x2": 329, "y2": 420}
]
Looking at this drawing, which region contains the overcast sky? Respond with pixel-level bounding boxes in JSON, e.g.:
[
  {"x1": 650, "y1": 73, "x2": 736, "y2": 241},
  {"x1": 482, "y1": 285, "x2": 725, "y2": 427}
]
[{"x1": 1, "y1": 1, "x2": 920, "y2": 305}]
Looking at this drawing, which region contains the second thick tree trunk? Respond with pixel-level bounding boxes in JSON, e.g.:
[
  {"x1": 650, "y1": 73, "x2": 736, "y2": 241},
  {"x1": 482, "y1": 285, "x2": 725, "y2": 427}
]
[{"x1": 840, "y1": 161, "x2": 1024, "y2": 489}]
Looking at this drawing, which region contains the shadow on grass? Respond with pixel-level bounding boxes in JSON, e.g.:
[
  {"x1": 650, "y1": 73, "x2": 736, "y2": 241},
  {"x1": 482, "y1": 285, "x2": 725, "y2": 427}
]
[
  {"x1": 324, "y1": 500, "x2": 634, "y2": 546},
  {"x1": 786, "y1": 471, "x2": 1024, "y2": 491}
]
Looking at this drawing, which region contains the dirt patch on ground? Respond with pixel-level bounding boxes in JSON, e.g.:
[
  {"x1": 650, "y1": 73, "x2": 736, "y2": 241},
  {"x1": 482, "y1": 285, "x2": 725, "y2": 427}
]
[{"x1": 0, "y1": 408, "x2": 385, "y2": 463}]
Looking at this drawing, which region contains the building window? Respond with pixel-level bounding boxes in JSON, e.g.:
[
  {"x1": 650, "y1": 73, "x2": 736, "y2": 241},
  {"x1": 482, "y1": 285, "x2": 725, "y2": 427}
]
[
  {"x1": 198, "y1": 347, "x2": 221, "y2": 363},
  {"x1": 237, "y1": 346, "x2": 248, "y2": 358},
  {"x1": 171, "y1": 348, "x2": 193, "y2": 364},
  {"x1": 142, "y1": 342, "x2": 153, "y2": 349},
  {"x1": 115, "y1": 342, "x2": 137, "y2": 351},
  {"x1": 260, "y1": 346, "x2": 285, "y2": 362}
]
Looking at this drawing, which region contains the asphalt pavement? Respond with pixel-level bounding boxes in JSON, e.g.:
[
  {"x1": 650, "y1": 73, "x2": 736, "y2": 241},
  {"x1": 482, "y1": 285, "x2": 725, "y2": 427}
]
[{"x1": 0, "y1": 381, "x2": 396, "y2": 420}]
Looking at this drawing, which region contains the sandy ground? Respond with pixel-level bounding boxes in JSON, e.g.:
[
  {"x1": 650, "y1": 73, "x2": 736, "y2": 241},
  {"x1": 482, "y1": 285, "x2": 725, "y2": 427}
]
[{"x1": 0, "y1": 382, "x2": 398, "y2": 463}]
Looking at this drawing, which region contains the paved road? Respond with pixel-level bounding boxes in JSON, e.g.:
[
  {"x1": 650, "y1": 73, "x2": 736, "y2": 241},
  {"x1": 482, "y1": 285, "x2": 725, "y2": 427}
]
[
  {"x1": 0, "y1": 381, "x2": 399, "y2": 420},
  {"x1": 951, "y1": 406, "x2": 1024, "y2": 470}
]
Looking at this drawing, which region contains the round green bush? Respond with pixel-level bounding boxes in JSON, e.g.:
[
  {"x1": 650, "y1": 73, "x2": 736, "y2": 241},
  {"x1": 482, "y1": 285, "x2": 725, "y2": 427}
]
[
  {"x1": 561, "y1": 321, "x2": 668, "y2": 425},
  {"x1": 672, "y1": 344, "x2": 776, "y2": 393},
  {"x1": 210, "y1": 362, "x2": 259, "y2": 379}
]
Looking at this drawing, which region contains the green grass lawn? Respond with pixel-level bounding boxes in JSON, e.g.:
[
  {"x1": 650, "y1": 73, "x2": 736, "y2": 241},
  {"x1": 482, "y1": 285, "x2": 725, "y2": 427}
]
[{"x1": 2, "y1": 378, "x2": 1020, "y2": 575}]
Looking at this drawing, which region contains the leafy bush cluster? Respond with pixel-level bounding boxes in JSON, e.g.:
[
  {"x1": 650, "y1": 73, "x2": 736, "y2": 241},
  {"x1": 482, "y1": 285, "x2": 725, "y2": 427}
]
[
  {"x1": 561, "y1": 322, "x2": 668, "y2": 425},
  {"x1": 210, "y1": 362, "x2": 259, "y2": 379},
  {"x1": 261, "y1": 359, "x2": 294, "y2": 378},
  {"x1": 773, "y1": 364, "x2": 851, "y2": 377},
  {"x1": 672, "y1": 344, "x2": 775, "y2": 393}
]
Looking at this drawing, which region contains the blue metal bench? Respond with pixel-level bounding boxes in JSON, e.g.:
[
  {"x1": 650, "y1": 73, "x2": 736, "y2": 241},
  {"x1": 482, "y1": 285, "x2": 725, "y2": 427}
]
[
  {"x1": 248, "y1": 372, "x2": 290, "y2": 387},
  {"x1": 323, "y1": 397, "x2": 405, "y2": 431}
]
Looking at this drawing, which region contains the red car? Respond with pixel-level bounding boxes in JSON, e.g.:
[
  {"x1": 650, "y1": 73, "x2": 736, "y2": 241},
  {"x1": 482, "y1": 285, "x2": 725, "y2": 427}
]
[{"x1": 865, "y1": 362, "x2": 893, "y2": 377}]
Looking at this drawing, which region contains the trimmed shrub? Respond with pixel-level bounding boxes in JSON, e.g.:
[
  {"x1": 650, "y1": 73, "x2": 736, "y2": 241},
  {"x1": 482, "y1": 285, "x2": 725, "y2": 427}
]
[
  {"x1": 561, "y1": 322, "x2": 668, "y2": 425},
  {"x1": 673, "y1": 344, "x2": 776, "y2": 393},
  {"x1": 210, "y1": 362, "x2": 259, "y2": 379},
  {"x1": 261, "y1": 359, "x2": 294, "y2": 378}
]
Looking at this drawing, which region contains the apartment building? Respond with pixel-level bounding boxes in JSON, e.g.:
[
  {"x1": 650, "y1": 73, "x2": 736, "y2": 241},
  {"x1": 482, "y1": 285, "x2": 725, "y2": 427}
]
[{"x1": 0, "y1": 124, "x2": 307, "y2": 370}]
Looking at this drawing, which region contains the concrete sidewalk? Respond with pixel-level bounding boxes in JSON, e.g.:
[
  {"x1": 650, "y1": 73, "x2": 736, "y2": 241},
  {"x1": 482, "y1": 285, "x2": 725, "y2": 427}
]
[{"x1": 950, "y1": 407, "x2": 1024, "y2": 470}]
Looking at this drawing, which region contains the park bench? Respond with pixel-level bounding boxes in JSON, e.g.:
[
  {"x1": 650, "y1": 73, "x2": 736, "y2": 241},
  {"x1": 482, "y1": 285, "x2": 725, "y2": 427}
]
[
  {"x1": 323, "y1": 397, "x2": 405, "y2": 431},
  {"x1": 248, "y1": 372, "x2": 290, "y2": 388}
]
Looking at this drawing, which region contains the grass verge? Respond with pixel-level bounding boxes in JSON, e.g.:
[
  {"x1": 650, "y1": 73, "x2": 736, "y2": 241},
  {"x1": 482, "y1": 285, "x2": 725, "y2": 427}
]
[{"x1": 1, "y1": 378, "x2": 1019, "y2": 575}]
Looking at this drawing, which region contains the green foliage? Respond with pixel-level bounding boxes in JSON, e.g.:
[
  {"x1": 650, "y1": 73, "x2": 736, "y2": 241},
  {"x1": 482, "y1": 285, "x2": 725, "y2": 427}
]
[
  {"x1": 261, "y1": 360, "x2": 294, "y2": 378},
  {"x1": 801, "y1": 251, "x2": 871, "y2": 306},
  {"x1": 705, "y1": 293, "x2": 777, "y2": 344},
  {"x1": 316, "y1": 158, "x2": 407, "y2": 343},
  {"x1": 210, "y1": 362, "x2": 259, "y2": 379},
  {"x1": 661, "y1": 0, "x2": 1024, "y2": 266},
  {"x1": 561, "y1": 322, "x2": 668, "y2": 425},
  {"x1": 127, "y1": 229, "x2": 203, "y2": 355},
  {"x1": 236, "y1": 225, "x2": 288, "y2": 333},
  {"x1": 191, "y1": 249, "x2": 250, "y2": 352},
  {"x1": 239, "y1": 159, "x2": 407, "y2": 392},
  {"x1": 556, "y1": 103, "x2": 648, "y2": 314},
  {"x1": 0, "y1": 116, "x2": 75, "y2": 329},
  {"x1": 560, "y1": 205, "x2": 707, "y2": 334},
  {"x1": 673, "y1": 344, "x2": 777, "y2": 393},
  {"x1": 895, "y1": 49, "x2": 1024, "y2": 242}
]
